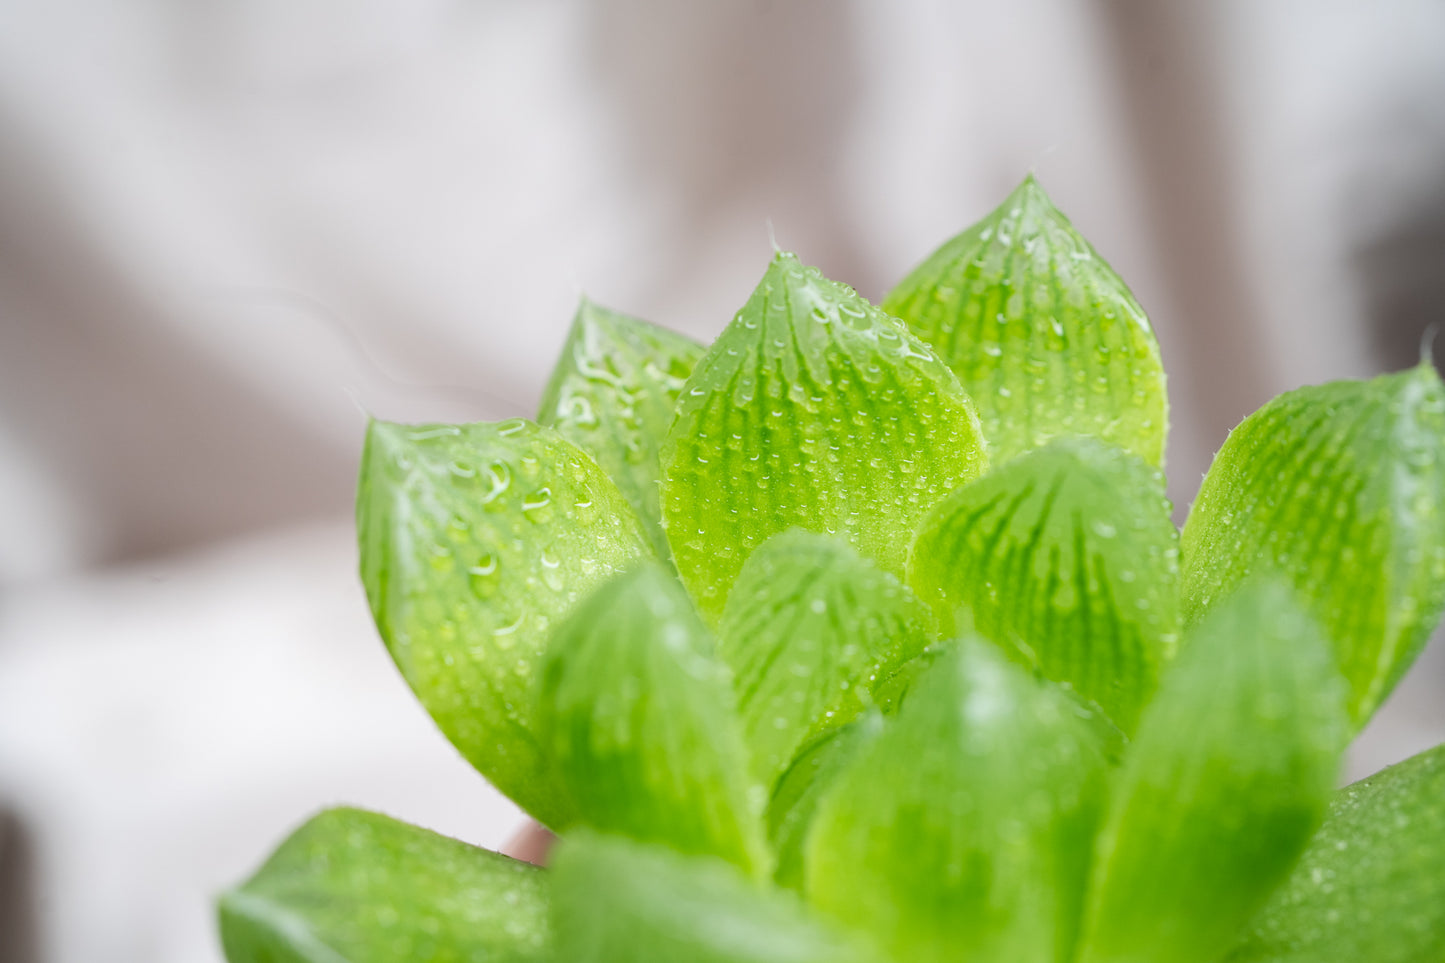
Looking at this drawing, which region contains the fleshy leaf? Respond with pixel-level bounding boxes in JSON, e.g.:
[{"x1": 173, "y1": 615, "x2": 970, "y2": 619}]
[
  {"x1": 218, "y1": 808, "x2": 549, "y2": 963},
  {"x1": 1077, "y1": 580, "x2": 1349, "y2": 963},
  {"x1": 537, "y1": 562, "x2": 770, "y2": 876},
  {"x1": 908, "y1": 436, "x2": 1180, "y2": 733},
  {"x1": 767, "y1": 715, "x2": 883, "y2": 893},
  {"x1": 717, "y1": 530, "x2": 934, "y2": 788},
  {"x1": 882, "y1": 175, "x2": 1168, "y2": 466},
  {"x1": 806, "y1": 640, "x2": 1110, "y2": 963},
  {"x1": 660, "y1": 251, "x2": 988, "y2": 623},
  {"x1": 538, "y1": 299, "x2": 704, "y2": 558},
  {"x1": 1181, "y1": 363, "x2": 1445, "y2": 727},
  {"x1": 1228, "y1": 743, "x2": 1445, "y2": 963},
  {"x1": 551, "y1": 832, "x2": 877, "y2": 963},
  {"x1": 357, "y1": 419, "x2": 649, "y2": 828}
]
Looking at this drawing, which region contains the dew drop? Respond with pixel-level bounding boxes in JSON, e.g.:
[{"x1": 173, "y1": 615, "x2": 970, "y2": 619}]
[
  {"x1": 468, "y1": 555, "x2": 500, "y2": 597},
  {"x1": 481, "y1": 463, "x2": 512, "y2": 504},
  {"x1": 522, "y1": 487, "x2": 554, "y2": 520}
]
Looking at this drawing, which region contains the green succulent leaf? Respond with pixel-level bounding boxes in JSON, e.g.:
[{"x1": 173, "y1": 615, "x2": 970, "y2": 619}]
[
  {"x1": 218, "y1": 808, "x2": 549, "y2": 963},
  {"x1": 767, "y1": 714, "x2": 884, "y2": 893},
  {"x1": 908, "y1": 436, "x2": 1180, "y2": 733},
  {"x1": 661, "y1": 251, "x2": 988, "y2": 623},
  {"x1": 717, "y1": 530, "x2": 934, "y2": 788},
  {"x1": 1181, "y1": 363, "x2": 1445, "y2": 727},
  {"x1": 1077, "y1": 580, "x2": 1350, "y2": 963},
  {"x1": 806, "y1": 640, "x2": 1110, "y2": 963},
  {"x1": 882, "y1": 175, "x2": 1168, "y2": 466},
  {"x1": 538, "y1": 299, "x2": 705, "y2": 558},
  {"x1": 1228, "y1": 742, "x2": 1445, "y2": 963},
  {"x1": 538, "y1": 562, "x2": 770, "y2": 876},
  {"x1": 357, "y1": 419, "x2": 649, "y2": 828},
  {"x1": 551, "y1": 832, "x2": 877, "y2": 963}
]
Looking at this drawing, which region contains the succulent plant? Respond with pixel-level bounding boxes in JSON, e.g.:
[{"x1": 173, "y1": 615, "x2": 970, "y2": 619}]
[{"x1": 219, "y1": 176, "x2": 1445, "y2": 963}]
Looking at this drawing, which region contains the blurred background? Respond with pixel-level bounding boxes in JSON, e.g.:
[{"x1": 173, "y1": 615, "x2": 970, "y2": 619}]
[{"x1": 1, "y1": 0, "x2": 1444, "y2": 959}]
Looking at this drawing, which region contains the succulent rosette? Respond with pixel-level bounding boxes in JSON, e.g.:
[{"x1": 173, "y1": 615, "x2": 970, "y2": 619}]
[{"x1": 220, "y1": 178, "x2": 1445, "y2": 963}]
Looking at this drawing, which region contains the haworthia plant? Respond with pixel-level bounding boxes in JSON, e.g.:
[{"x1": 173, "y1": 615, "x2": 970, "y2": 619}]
[
  {"x1": 219, "y1": 808, "x2": 551, "y2": 962},
  {"x1": 661, "y1": 251, "x2": 987, "y2": 623},
  {"x1": 1181, "y1": 362, "x2": 1445, "y2": 727},
  {"x1": 538, "y1": 299, "x2": 704, "y2": 559},
  {"x1": 908, "y1": 436, "x2": 1179, "y2": 733},
  {"x1": 883, "y1": 175, "x2": 1168, "y2": 467},
  {"x1": 228, "y1": 175, "x2": 1445, "y2": 963}
]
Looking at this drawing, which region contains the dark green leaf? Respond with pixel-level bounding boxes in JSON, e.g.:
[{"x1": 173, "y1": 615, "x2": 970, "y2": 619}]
[
  {"x1": 538, "y1": 563, "x2": 770, "y2": 875},
  {"x1": 661, "y1": 252, "x2": 988, "y2": 623},
  {"x1": 1181, "y1": 363, "x2": 1445, "y2": 727},
  {"x1": 1228, "y1": 743, "x2": 1445, "y2": 963},
  {"x1": 882, "y1": 175, "x2": 1168, "y2": 466},
  {"x1": 538, "y1": 299, "x2": 705, "y2": 558},
  {"x1": 357, "y1": 419, "x2": 649, "y2": 827},
  {"x1": 1077, "y1": 581, "x2": 1350, "y2": 963},
  {"x1": 551, "y1": 832, "x2": 877, "y2": 963},
  {"x1": 218, "y1": 808, "x2": 549, "y2": 963},
  {"x1": 806, "y1": 640, "x2": 1110, "y2": 963},
  {"x1": 717, "y1": 530, "x2": 934, "y2": 788},
  {"x1": 908, "y1": 436, "x2": 1179, "y2": 733}
]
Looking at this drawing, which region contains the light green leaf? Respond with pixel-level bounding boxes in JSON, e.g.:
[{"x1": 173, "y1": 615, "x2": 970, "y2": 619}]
[
  {"x1": 908, "y1": 436, "x2": 1180, "y2": 733},
  {"x1": 538, "y1": 298, "x2": 705, "y2": 558},
  {"x1": 661, "y1": 251, "x2": 988, "y2": 623},
  {"x1": 1228, "y1": 743, "x2": 1445, "y2": 963},
  {"x1": 1181, "y1": 363, "x2": 1445, "y2": 726},
  {"x1": 357, "y1": 419, "x2": 649, "y2": 828},
  {"x1": 551, "y1": 832, "x2": 877, "y2": 963},
  {"x1": 882, "y1": 175, "x2": 1168, "y2": 466},
  {"x1": 537, "y1": 562, "x2": 770, "y2": 876},
  {"x1": 218, "y1": 808, "x2": 549, "y2": 963},
  {"x1": 1077, "y1": 580, "x2": 1349, "y2": 963},
  {"x1": 717, "y1": 530, "x2": 934, "y2": 788},
  {"x1": 767, "y1": 714, "x2": 883, "y2": 893},
  {"x1": 806, "y1": 640, "x2": 1110, "y2": 963}
]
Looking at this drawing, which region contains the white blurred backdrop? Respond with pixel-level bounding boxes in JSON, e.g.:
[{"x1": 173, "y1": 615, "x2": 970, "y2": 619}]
[{"x1": 1, "y1": 1, "x2": 1443, "y2": 960}]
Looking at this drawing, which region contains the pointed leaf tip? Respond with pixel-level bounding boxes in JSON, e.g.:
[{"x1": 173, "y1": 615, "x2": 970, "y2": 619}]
[
  {"x1": 661, "y1": 253, "x2": 988, "y2": 623},
  {"x1": 883, "y1": 177, "x2": 1168, "y2": 467},
  {"x1": 908, "y1": 436, "x2": 1180, "y2": 733},
  {"x1": 1078, "y1": 580, "x2": 1349, "y2": 963},
  {"x1": 356, "y1": 418, "x2": 649, "y2": 827},
  {"x1": 718, "y1": 530, "x2": 933, "y2": 790},
  {"x1": 219, "y1": 808, "x2": 551, "y2": 963},
  {"x1": 538, "y1": 562, "x2": 770, "y2": 876},
  {"x1": 538, "y1": 299, "x2": 705, "y2": 561},
  {"x1": 807, "y1": 641, "x2": 1110, "y2": 963}
]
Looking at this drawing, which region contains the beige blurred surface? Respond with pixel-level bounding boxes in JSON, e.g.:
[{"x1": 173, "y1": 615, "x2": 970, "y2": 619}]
[{"x1": 1, "y1": 1, "x2": 1443, "y2": 960}]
